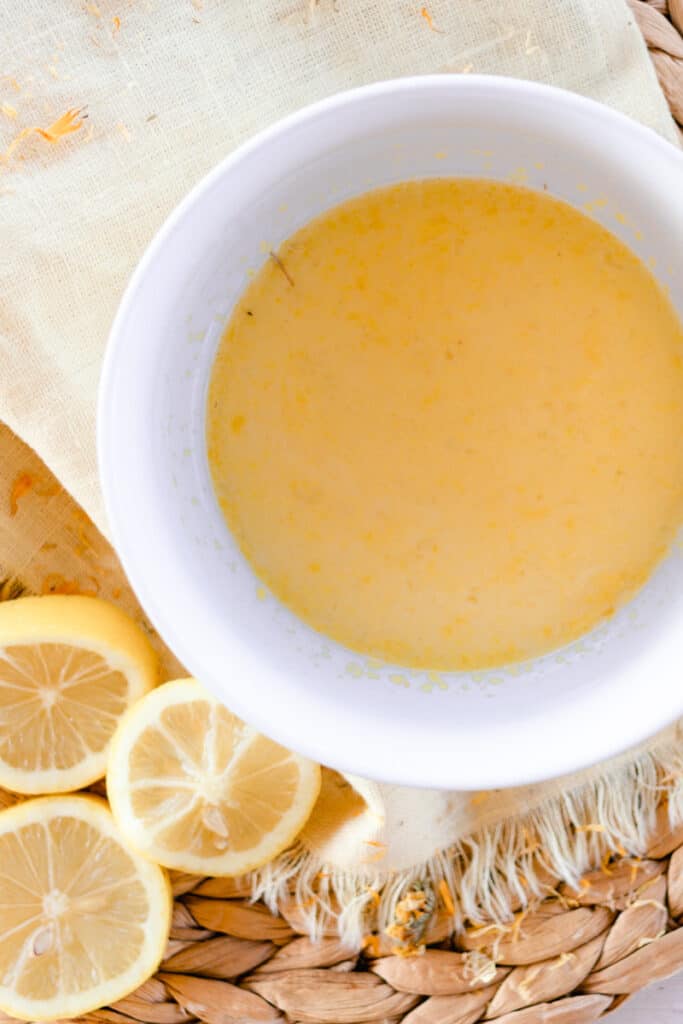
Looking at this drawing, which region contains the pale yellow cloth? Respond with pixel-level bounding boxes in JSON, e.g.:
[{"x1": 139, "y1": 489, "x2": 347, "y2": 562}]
[
  {"x1": 0, "y1": 0, "x2": 677, "y2": 533},
  {"x1": 0, "y1": 0, "x2": 680, "y2": 892}
]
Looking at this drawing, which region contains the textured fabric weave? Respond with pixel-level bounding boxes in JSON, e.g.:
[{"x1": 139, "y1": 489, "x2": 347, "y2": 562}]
[
  {"x1": 0, "y1": 0, "x2": 676, "y2": 529},
  {"x1": 0, "y1": 0, "x2": 679, "y2": 894}
]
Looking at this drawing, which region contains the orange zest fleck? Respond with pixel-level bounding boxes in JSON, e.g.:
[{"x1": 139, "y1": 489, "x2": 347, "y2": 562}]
[
  {"x1": 600, "y1": 850, "x2": 613, "y2": 876},
  {"x1": 34, "y1": 107, "x2": 87, "y2": 143},
  {"x1": 41, "y1": 573, "x2": 99, "y2": 597},
  {"x1": 9, "y1": 472, "x2": 33, "y2": 516},
  {"x1": 2, "y1": 107, "x2": 87, "y2": 163},
  {"x1": 363, "y1": 934, "x2": 382, "y2": 956},
  {"x1": 42, "y1": 575, "x2": 81, "y2": 596},
  {"x1": 112, "y1": 15, "x2": 121, "y2": 34},
  {"x1": 1, "y1": 103, "x2": 17, "y2": 120},
  {"x1": 438, "y1": 878, "x2": 455, "y2": 916},
  {"x1": 363, "y1": 839, "x2": 387, "y2": 863},
  {"x1": 364, "y1": 886, "x2": 381, "y2": 909},
  {"x1": 420, "y1": 6, "x2": 445, "y2": 33}
]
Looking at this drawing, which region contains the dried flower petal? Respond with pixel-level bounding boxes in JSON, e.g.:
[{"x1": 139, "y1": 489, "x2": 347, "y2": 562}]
[
  {"x1": 2, "y1": 107, "x2": 87, "y2": 163},
  {"x1": 420, "y1": 6, "x2": 445, "y2": 33}
]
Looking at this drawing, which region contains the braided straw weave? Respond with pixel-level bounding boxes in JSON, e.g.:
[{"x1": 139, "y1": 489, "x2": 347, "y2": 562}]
[
  {"x1": 629, "y1": 0, "x2": 683, "y2": 132},
  {"x1": 1, "y1": 5, "x2": 683, "y2": 1023},
  {"x1": 0, "y1": 799, "x2": 680, "y2": 1024}
]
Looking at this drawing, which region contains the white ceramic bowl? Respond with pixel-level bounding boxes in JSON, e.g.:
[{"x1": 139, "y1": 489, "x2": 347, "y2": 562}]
[{"x1": 99, "y1": 75, "x2": 683, "y2": 790}]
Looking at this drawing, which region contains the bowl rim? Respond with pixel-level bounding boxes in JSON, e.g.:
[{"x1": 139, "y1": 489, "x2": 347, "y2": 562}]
[{"x1": 99, "y1": 73, "x2": 683, "y2": 789}]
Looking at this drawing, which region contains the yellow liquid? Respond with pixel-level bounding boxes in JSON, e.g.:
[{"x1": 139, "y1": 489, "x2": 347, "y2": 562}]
[{"x1": 207, "y1": 180, "x2": 683, "y2": 670}]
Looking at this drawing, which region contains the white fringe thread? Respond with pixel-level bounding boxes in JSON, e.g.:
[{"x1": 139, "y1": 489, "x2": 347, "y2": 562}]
[{"x1": 247, "y1": 741, "x2": 683, "y2": 948}]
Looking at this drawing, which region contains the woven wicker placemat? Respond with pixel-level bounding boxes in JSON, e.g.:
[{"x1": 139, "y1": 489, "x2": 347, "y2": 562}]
[
  {"x1": 629, "y1": 0, "x2": 683, "y2": 133},
  {"x1": 1, "y1": 4, "x2": 683, "y2": 1023}
]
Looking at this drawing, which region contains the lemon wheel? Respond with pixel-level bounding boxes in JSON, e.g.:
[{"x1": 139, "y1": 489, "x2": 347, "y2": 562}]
[
  {"x1": 0, "y1": 794, "x2": 171, "y2": 1021},
  {"x1": 107, "y1": 678, "x2": 321, "y2": 876},
  {"x1": 0, "y1": 596, "x2": 158, "y2": 794}
]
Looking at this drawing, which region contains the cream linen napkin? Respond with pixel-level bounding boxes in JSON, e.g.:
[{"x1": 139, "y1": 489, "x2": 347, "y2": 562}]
[
  {"x1": 1, "y1": 0, "x2": 681, "y2": 941},
  {"x1": 0, "y1": 0, "x2": 677, "y2": 532}
]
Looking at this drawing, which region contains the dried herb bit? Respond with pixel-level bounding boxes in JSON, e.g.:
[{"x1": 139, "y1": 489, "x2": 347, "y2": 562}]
[
  {"x1": 269, "y1": 249, "x2": 295, "y2": 287},
  {"x1": 385, "y1": 882, "x2": 436, "y2": 956}
]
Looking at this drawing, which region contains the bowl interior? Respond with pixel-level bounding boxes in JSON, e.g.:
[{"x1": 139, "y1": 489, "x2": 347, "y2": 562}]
[{"x1": 100, "y1": 76, "x2": 683, "y2": 789}]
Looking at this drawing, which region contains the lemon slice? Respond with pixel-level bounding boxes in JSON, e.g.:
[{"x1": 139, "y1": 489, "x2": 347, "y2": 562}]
[
  {"x1": 107, "y1": 678, "x2": 321, "y2": 876},
  {"x1": 0, "y1": 596, "x2": 158, "y2": 794},
  {"x1": 0, "y1": 794, "x2": 171, "y2": 1022}
]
